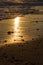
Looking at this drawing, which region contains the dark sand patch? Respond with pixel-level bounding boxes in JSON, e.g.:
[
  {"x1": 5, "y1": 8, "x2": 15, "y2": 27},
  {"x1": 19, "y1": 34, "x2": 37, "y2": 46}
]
[{"x1": 0, "y1": 37, "x2": 43, "y2": 65}]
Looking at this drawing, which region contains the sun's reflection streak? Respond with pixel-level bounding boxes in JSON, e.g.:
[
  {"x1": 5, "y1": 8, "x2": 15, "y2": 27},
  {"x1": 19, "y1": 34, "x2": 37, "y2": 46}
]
[{"x1": 14, "y1": 17, "x2": 20, "y2": 40}]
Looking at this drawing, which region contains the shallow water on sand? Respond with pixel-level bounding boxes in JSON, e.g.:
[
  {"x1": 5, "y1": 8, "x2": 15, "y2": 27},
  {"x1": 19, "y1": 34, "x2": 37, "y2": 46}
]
[{"x1": 0, "y1": 14, "x2": 43, "y2": 44}]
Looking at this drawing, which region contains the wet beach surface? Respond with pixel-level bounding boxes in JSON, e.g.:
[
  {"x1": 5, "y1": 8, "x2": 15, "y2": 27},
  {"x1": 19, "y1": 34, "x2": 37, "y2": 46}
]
[{"x1": 0, "y1": 14, "x2": 43, "y2": 45}]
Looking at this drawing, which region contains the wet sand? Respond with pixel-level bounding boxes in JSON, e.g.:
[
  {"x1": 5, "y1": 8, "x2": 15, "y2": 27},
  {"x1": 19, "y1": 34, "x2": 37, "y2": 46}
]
[{"x1": 0, "y1": 37, "x2": 43, "y2": 65}]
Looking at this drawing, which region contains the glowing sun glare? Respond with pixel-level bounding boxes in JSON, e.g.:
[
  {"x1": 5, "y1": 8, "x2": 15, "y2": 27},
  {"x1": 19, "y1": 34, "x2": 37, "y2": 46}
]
[
  {"x1": 14, "y1": 17, "x2": 20, "y2": 33},
  {"x1": 15, "y1": 17, "x2": 19, "y2": 25}
]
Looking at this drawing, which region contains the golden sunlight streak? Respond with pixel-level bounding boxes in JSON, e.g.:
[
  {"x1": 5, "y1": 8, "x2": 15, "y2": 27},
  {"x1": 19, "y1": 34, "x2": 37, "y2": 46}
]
[
  {"x1": 14, "y1": 17, "x2": 20, "y2": 40},
  {"x1": 14, "y1": 17, "x2": 19, "y2": 26},
  {"x1": 14, "y1": 17, "x2": 20, "y2": 32}
]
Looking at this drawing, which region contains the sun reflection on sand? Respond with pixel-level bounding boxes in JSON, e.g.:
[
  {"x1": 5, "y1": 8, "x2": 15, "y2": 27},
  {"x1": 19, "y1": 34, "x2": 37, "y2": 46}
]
[
  {"x1": 14, "y1": 17, "x2": 20, "y2": 31},
  {"x1": 14, "y1": 17, "x2": 20, "y2": 40}
]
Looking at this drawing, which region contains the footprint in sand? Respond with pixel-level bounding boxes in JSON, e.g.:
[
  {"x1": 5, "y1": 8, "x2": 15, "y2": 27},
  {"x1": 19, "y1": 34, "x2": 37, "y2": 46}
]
[
  {"x1": 19, "y1": 35, "x2": 23, "y2": 38},
  {"x1": 14, "y1": 39, "x2": 16, "y2": 41},
  {"x1": 7, "y1": 31, "x2": 14, "y2": 35},
  {"x1": 4, "y1": 40, "x2": 7, "y2": 43},
  {"x1": 36, "y1": 28, "x2": 40, "y2": 31},
  {"x1": 21, "y1": 39, "x2": 24, "y2": 41}
]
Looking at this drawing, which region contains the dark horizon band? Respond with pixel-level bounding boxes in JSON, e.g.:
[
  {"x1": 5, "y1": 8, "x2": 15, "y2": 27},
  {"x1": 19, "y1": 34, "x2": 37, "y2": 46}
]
[{"x1": 0, "y1": 2, "x2": 43, "y2": 7}]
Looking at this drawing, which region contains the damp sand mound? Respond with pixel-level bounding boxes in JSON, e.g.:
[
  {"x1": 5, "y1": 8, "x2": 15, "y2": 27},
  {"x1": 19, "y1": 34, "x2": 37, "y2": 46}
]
[{"x1": 0, "y1": 37, "x2": 43, "y2": 65}]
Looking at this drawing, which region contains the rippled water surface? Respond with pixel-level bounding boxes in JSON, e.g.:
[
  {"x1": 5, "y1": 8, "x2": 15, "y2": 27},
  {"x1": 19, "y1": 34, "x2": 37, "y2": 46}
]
[{"x1": 0, "y1": 13, "x2": 43, "y2": 44}]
